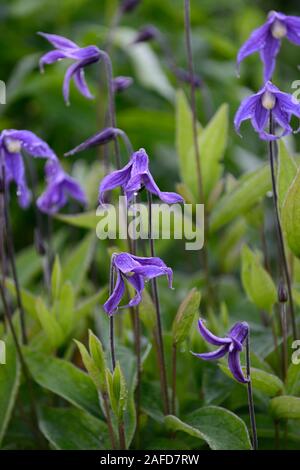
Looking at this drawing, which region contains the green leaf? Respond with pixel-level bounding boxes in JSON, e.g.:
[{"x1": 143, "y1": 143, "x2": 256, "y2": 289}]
[
  {"x1": 75, "y1": 288, "x2": 108, "y2": 321},
  {"x1": 277, "y1": 141, "x2": 297, "y2": 211},
  {"x1": 39, "y1": 407, "x2": 110, "y2": 450},
  {"x1": 198, "y1": 103, "x2": 228, "y2": 198},
  {"x1": 74, "y1": 340, "x2": 103, "y2": 392},
  {"x1": 114, "y1": 27, "x2": 174, "y2": 101},
  {"x1": 56, "y1": 281, "x2": 75, "y2": 335},
  {"x1": 56, "y1": 212, "x2": 99, "y2": 230},
  {"x1": 172, "y1": 288, "x2": 201, "y2": 344},
  {"x1": 286, "y1": 363, "x2": 300, "y2": 395},
  {"x1": 220, "y1": 364, "x2": 284, "y2": 396},
  {"x1": 62, "y1": 233, "x2": 96, "y2": 291},
  {"x1": 0, "y1": 336, "x2": 21, "y2": 446},
  {"x1": 51, "y1": 256, "x2": 62, "y2": 301},
  {"x1": 35, "y1": 297, "x2": 64, "y2": 349},
  {"x1": 210, "y1": 165, "x2": 271, "y2": 232},
  {"x1": 88, "y1": 330, "x2": 107, "y2": 392},
  {"x1": 270, "y1": 396, "x2": 300, "y2": 420},
  {"x1": 24, "y1": 349, "x2": 100, "y2": 417},
  {"x1": 241, "y1": 245, "x2": 277, "y2": 313},
  {"x1": 106, "y1": 362, "x2": 128, "y2": 422},
  {"x1": 176, "y1": 90, "x2": 201, "y2": 199},
  {"x1": 165, "y1": 406, "x2": 252, "y2": 450},
  {"x1": 282, "y1": 169, "x2": 300, "y2": 258}
]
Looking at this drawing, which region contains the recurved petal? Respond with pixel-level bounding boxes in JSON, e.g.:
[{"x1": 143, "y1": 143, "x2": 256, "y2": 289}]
[
  {"x1": 39, "y1": 50, "x2": 68, "y2": 72},
  {"x1": 286, "y1": 16, "x2": 300, "y2": 45},
  {"x1": 98, "y1": 161, "x2": 133, "y2": 204},
  {"x1": 4, "y1": 130, "x2": 56, "y2": 160},
  {"x1": 73, "y1": 68, "x2": 94, "y2": 100},
  {"x1": 5, "y1": 152, "x2": 31, "y2": 208},
  {"x1": 103, "y1": 271, "x2": 125, "y2": 316},
  {"x1": 259, "y1": 34, "x2": 280, "y2": 81},
  {"x1": 38, "y1": 32, "x2": 78, "y2": 50},
  {"x1": 234, "y1": 93, "x2": 260, "y2": 135},
  {"x1": 63, "y1": 62, "x2": 81, "y2": 105},
  {"x1": 228, "y1": 349, "x2": 249, "y2": 383},
  {"x1": 252, "y1": 102, "x2": 269, "y2": 132},
  {"x1": 237, "y1": 22, "x2": 270, "y2": 71},
  {"x1": 197, "y1": 319, "x2": 232, "y2": 346},
  {"x1": 191, "y1": 345, "x2": 228, "y2": 361}
]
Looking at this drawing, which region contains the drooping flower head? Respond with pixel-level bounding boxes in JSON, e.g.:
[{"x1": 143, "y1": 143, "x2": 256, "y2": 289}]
[
  {"x1": 192, "y1": 319, "x2": 249, "y2": 384},
  {"x1": 0, "y1": 129, "x2": 56, "y2": 208},
  {"x1": 104, "y1": 253, "x2": 173, "y2": 315},
  {"x1": 37, "y1": 160, "x2": 87, "y2": 214},
  {"x1": 98, "y1": 148, "x2": 184, "y2": 205},
  {"x1": 38, "y1": 32, "x2": 101, "y2": 105},
  {"x1": 234, "y1": 81, "x2": 300, "y2": 141},
  {"x1": 120, "y1": 0, "x2": 141, "y2": 13},
  {"x1": 132, "y1": 25, "x2": 157, "y2": 44},
  {"x1": 237, "y1": 11, "x2": 300, "y2": 81}
]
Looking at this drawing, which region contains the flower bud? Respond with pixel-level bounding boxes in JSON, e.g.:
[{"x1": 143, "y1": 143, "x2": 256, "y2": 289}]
[
  {"x1": 278, "y1": 281, "x2": 288, "y2": 303},
  {"x1": 261, "y1": 91, "x2": 276, "y2": 110},
  {"x1": 112, "y1": 76, "x2": 133, "y2": 94},
  {"x1": 65, "y1": 127, "x2": 119, "y2": 156},
  {"x1": 120, "y1": 0, "x2": 141, "y2": 13},
  {"x1": 132, "y1": 25, "x2": 157, "y2": 44}
]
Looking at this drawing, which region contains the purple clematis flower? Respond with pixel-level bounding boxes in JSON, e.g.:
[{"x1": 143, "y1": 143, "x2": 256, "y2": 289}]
[
  {"x1": 120, "y1": 0, "x2": 141, "y2": 13},
  {"x1": 37, "y1": 160, "x2": 87, "y2": 214},
  {"x1": 237, "y1": 11, "x2": 300, "y2": 81},
  {"x1": 132, "y1": 25, "x2": 157, "y2": 44},
  {"x1": 38, "y1": 32, "x2": 101, "y2": 105},
  {"x1": 104, "y1": 252, "x2": 173, "y2": 315},
  {"x1": 0, "y1": 129, "x2": 56, "y2": 208},
  {"x1": 234, "y1": 81, "x2": 300, "y2": 140},
  {"x1": 192, "y1": 319, "x2": 249, "y2": 384},
  {"x1": 98, "y1": 148, "x2": 184, "y2": 205}
]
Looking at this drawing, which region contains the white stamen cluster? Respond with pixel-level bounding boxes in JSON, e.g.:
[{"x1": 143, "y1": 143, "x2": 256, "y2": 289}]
[
  {"x1": 261, "y1": 91, "x2": 276, "y2": 110},
  {"x1": 271, "y1": 20, "x2": 287, "y2": 39},
  {"x1": 4, "y1": 138, "x2": 22, "y2": 154}
]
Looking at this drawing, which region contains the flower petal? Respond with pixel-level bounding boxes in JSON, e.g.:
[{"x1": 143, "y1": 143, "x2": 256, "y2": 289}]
[
  {"x1": 103, "y1": 271, "x2": 125, "y2": 316},
  {"x1": 197, "y1": 319, "x2": 232, "y2": 346},
  {"x1": 39, "y1": 50, "x2": 67, "y2": 72},
  {"x1": 3, "y1": 130, "x2": 56, "y2": 160},
  {"x1": 237, "y1": 22, "x2": 270, "y2": 72},
  {"x1": 234, "y1": 93, "x2": 261, "y2": 135},
  {"x1": 4, "y1": 151, "x2": 31, "y2": 208},
  {"x1": 252, "y1": 102, "x2": 269, "y2": 132},
  {"x1": 98, "y1": 161, "x2": 133, "y2": 204},
  {"x1": 228, "y1": 349, "x2": 249, "y2": 384},
  {"x1": 191, "y1": 345, "x2": 228, "y2": 361},
  {"x1": 38, "y1": 32, "x2": 78, "y2": 50},
  {"x1": 73, "y1": 68, "x2": 94, "y2": 100},
  {"x1": 259, "y1": 33, "x2": 280, "y2": 81}
]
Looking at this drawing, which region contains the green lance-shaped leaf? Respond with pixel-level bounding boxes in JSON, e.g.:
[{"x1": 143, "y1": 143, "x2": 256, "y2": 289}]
[
  {"x1": 197, "y1": 103, "x2": 228, "y2": 199},
  {"x1": 210, "y1": 164, "x2": 271, "y2": 232},
  {"x1": 106, "y1": 362, "x2": 128, "y2": 423},
  {"x1": 35, "y1": 297, "x2": 64, "y2": 349},
  {"x1": 241, "y1": 245, "x2": 277, "y2": 313},
  {"x1": 286, "y1": 362, "x2": 300, "y2": 396},
  {"x1": 282, "y1": 168, "x2": 300, "y2": 258},
  {"x1": 172, "y1": 288, "x2": 201, "y2": 345},
  {"x1": 176, "y1": 89, "x2": 202, "y2": 200},
  {"x1": 270, "y1": 396, "x2": 300, "y2": 420},
  {"x1": 0, "y1": 335, "x2": 21, "y2": 446},
  {"x1": 165, "y1": 406, "x2": 252, "y2": 450},
  {"x1": 277, "y1": 141, "x2": 297, "y2": 211},
  {"x1": 75, "y1": 331, "x2": 107, "y2": 394},
  {"x1": 51, "y1": 255, "x2": 62, "y2": 301},
  {"x1": 220, "y1": 364, "x2": 284, "y2": 396},
  {"x1": 55, "y1": 281, "x2": 75, "y2": 335},
  {"x1": 5, "y1": 278, "x2": 38, "y2": 321}
]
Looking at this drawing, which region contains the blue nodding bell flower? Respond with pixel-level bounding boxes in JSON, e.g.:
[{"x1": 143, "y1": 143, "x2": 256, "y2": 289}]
[
  {"x1": 192, "y1": 319, "x2": 249, "y2": 384},
  {"x1": 38, "y1": 32, "x2": 102, "y2": 105},
  {"x1": 104, "y1": 252, "x2": 173, "y2": 316},
  {"x1": 0, "y1": 129, "x2": 56, "y2": 208},
  {"x1": 234, "y1": 81, "x2": 300, "y2": 141},
  {"x1": 237, "y1": 11, "x2": 300, "y2": 81}
]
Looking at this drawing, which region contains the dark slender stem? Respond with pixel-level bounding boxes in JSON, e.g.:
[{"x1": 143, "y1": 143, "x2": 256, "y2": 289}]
[
  {"x1": 183, "y1": 0, "x2": 212, "y2": 305},
  {"x1": 100, "y1": 51, "x2": 121, "y2": 169},
  {"x1": 246, "y1": 334, "x2": 258, "y2": 450},
  {"x1": 1, "y1": 165, "x2": 27, "y2": 344},
  {"x1": 268, "y1": 113, "x2": 297, "y2": 339},
  {"x1": 147, "y1": 192, "x2": 169, "y2": 414},
  {"x1": 102, "y1": 391, "x2": 117, "y2": 450},
  {"x1": 118, "y1": 422, "x2": 126, "y2": 450},
  {"x1": 279, "y1": 301, "x2": 288, "y2": 380},
  {"x1": 109, "y1": 259, "x2": 116, "y2": 370},
  {"x1": 171, "y1": 342, "x2": 177, "y2": 415}
]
